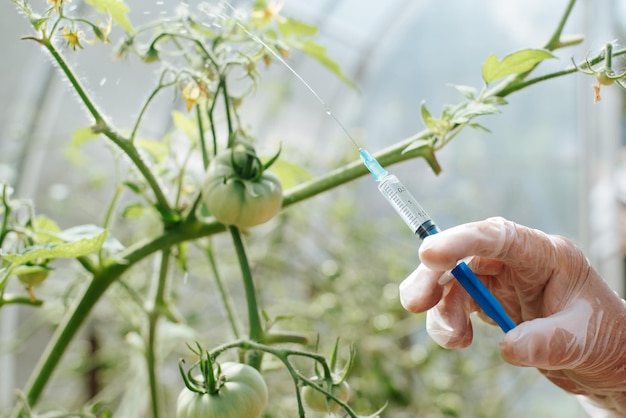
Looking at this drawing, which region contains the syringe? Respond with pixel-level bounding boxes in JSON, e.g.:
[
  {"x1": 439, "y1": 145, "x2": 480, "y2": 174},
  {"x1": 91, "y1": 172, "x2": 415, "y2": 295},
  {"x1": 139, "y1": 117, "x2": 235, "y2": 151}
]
[{"x1": 359, "y1": 148, "x2": 516, "y2": 333}]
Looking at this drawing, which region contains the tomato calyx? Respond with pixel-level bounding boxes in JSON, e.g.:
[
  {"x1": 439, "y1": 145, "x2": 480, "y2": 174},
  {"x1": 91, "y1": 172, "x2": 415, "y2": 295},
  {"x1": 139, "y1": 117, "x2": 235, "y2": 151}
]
[
  {"x1": 224, "y1": 139, "x2": 281, "y2": 184},
  {"x1": 178, "y1": 343, "x2": 222, "y2": 395}
]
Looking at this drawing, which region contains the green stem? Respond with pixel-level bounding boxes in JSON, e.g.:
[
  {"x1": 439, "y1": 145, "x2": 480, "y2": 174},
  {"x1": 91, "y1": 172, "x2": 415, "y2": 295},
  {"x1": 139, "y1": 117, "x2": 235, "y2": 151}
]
[
  {"x1": 39, "y1": 38, "x2": 104, "y2": 124},
  {"x1": 221, "y1": 78, "x2": 235, "y2": 147},
  {"x1": 0, "y1": 294, "x2": 44, "y2": 307},
  {"x1": 495, "y1": 48, "x2": 626, "y2": 97},
  {"x1": 204, "y1": 241, "x2": 241, "y2": 339},
  {"x1": 130, "y1": 75, "x2": 176, "y2": 142},
  {"x1": 0, "y1": 182, "x2": 11, "y2": 248},
  {"x1": 228, "y1": 227, "x2": 264, "y2": 369},
  {"x1": 543, "y1": 0, "x2": 577, "y2": 50},
  {"x1": 145, "y1": 248, "x2": 171, "y2": 418},
  {"x1": 196, "y1": 105, "x2": 210, "y2": 169},
  {"x1": 95, "y1": 126, "x2": 171, "y2": 213},
  {"x1": 33, "y1": 37, "x2": 172, "y2": 212}
]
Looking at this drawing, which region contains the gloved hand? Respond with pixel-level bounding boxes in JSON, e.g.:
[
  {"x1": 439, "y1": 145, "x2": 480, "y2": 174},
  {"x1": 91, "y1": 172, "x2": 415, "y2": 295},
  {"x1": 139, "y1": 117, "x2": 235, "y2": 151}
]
[{"x1": 399, "y1": 217, "x2": 626, "y2": 417}]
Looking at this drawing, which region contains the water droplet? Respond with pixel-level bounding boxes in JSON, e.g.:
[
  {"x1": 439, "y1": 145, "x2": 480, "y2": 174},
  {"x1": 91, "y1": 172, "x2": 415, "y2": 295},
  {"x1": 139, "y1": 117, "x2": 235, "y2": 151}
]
[{"x1": 99, "y1": 78, "x2": 107, "y2": 86}]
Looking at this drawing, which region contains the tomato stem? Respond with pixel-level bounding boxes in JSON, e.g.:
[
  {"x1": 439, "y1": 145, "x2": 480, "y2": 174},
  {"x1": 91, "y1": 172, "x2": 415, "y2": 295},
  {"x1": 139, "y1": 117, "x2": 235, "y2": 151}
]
[
  {"x1": 228, "y1": 226, "x2": 265, "y2": 369},
  {"x1": 145, "y1": 248, "x2": 171, "y2": 418},
  {"x1": 204, "y1": 241, "x2": 242, "y2": 339}
]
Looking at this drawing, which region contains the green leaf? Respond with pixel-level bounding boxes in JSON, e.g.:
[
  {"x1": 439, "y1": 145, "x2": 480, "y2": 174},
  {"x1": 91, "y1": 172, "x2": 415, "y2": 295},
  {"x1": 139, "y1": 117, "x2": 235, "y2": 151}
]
[
  {"x1": 85, "y1": 0, "x2": 134, "y2": 34},
  {"x1": 267, "y1": 159, "x2": 312, "y2": 189},
  {"x1": 29, "y1": 14, "x2": 49, "y2": 31},
  {"x1": 1, "y1": 226, "x2": 107, "y2": 264},
  {"x1": 71, "y1": 127, "x2": 100, "y2": 147},
  {"x1": 136, "y1": 139, "x2": 168, "y2": 163},
  {"x1": 420, "y1": 102, "x2": 436, "y2": 130},
  {"x1": 32, "y1": 215, "x2": 62, "y2": 244},
  {"x1": 123, "y1": 181, "x2": 144, "y2": 194},
  {"x1": 469, "y1": 123, "x2": 491, "y2": 133},
  {"x1": 122, "y1": 203, "x2": 146, "y2": 219},
  {"x1": 299, "y1": 40, "x2": 356, "y2": 89},
  {"x1": 172, "y1": 110, "x2": 198, "y2": 143},
  {"x1": 278, "y1": 19, "x2": 318, "y2": 37},
  {"x1": 481, "y1": 49, "x2": 555, "y2": 84},
  {"x1": 448, "y1": 84, "x2": 477, "y2": 100},
  {"x1": 420, "y1": 102, "x2": 449, "y2": 135}
]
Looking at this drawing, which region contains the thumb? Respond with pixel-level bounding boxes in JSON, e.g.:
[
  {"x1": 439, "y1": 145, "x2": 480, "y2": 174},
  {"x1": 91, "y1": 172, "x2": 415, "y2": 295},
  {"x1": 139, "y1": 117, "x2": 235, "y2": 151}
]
[{"x1": 500, "y1": 300, "x2": 593, "y2": 369}]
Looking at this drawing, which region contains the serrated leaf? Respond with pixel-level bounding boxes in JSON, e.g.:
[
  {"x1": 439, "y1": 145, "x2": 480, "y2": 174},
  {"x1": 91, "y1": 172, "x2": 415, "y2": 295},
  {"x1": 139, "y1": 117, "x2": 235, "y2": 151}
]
[
  {"x1": 299, "y1": 40, "x2": 356, "y2": 89},
  {"x1": 448, "y1": 84, "x2": 477, "y2": 100},
  {"x1": 482, "y1": 49, "x2": 555, "y2": 84},
  {"x1": 85, "y1": 0, "x2": 133, "y2": 34},
  {"x1": 1, "y1": 226, "x2": 107, "y2": 264},
  {"x1": 278, "y1": 19, "x2": 318, "y2": 37}
]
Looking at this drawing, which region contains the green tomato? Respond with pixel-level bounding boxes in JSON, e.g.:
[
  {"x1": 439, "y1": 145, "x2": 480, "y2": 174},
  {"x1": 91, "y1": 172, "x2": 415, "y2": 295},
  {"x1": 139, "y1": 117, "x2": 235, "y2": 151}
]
[
  {"x1": 201, "y1": 149, "x2": 282, "y2": 228},
  {"x1": 15, "y1": 265, "x2": 51, "y2": 287},
  {"x1": 302, "y1": 377, "x2": 350, "y2": 413},
  {"x1": 176, "y1": 362, "x2": 268, "y2": 418},
  {"x1": 596, "y1": 71, "x2": 615, "y2": 86}
]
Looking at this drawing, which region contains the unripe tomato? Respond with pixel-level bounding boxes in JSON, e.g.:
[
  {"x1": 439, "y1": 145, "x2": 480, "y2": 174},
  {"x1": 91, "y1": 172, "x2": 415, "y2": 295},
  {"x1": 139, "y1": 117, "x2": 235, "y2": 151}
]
[
  {"x1": 302, "y1": 377, "x2": 350, "y2": 413},
  {"x1": 201, "y1": 148, "x2": 282, "y2": 228},
  {"x1": 15, "y1": 265, "x2": 51, "y2": 287},
  {"x1": 596, "y1": 71, "x2": 615, "y2": 86},
  {"x1": 176, "y1": 362, "x2": 268, "y2": 418}
]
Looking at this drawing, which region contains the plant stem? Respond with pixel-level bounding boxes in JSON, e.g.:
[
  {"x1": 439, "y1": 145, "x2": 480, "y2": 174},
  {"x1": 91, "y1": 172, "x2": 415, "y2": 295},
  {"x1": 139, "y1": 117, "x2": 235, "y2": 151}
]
[
  {"x1": 544, "y1": 0, "x2": 577, "y2": 50},
  {"x1": 196, "y1": 105, "x2": 210, "y2": 169},
  {"x1": 228, "y1": 226, "x2": 264, "y2": 369},
  {"x1": 145, "y1": 248, "x2": 171, "y2": 418},
  {"x1": 495, "y1": 48, "x2": 626, "y2": 97},
  {"x1": 204, "y1": 241, "x2": 241, "y2": 339},
  {"x1": 35, "y1": 37, "x2": 172, "y2": 213},
  {"x1": 0, "y1": 183, "x2": 13, "y2": 248}
]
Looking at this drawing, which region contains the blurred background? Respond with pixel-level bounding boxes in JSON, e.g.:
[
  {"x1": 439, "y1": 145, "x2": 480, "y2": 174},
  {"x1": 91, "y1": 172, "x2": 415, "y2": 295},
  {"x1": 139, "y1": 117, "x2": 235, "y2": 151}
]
[{"x1": 0, "y1": 0, "x2": 624, "y2": 417}]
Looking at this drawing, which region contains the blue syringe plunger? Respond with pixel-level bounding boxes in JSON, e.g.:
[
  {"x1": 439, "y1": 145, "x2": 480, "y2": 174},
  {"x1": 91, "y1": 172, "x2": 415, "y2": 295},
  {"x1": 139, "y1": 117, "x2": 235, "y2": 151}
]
[{"x1": 359, "y1": 148, "x2": 388, "y2": 181}]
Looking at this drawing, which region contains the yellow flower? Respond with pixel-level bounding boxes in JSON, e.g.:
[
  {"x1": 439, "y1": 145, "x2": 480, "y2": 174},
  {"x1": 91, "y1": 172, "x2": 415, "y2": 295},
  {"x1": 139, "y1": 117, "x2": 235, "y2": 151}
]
[
  {"x1": 251, "y1": 1, "x2": 286, "y2": 26},
  {"x1": 61, "y1": 26, "x2": 84, "y2": 50},
  {"x1": 181, "y1": 81, "x2": 207, "y2": 112},
  {"x1": 48, "y1": 0, "x2": 71, "y2": 14}
]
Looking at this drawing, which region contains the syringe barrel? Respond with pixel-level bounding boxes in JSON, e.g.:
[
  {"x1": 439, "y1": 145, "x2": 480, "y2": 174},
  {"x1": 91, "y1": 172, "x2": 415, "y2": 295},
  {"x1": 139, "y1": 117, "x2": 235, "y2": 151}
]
[{"x1": 377, "y1": 174, "x2": 440, "y2": 239}]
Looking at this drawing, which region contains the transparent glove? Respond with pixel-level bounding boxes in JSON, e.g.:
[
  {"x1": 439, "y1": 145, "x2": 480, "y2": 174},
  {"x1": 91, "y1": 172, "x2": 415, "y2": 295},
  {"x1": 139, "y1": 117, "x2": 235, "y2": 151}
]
[{"x1": 399, "y1": 217, "x2": 626, "y2": 416}]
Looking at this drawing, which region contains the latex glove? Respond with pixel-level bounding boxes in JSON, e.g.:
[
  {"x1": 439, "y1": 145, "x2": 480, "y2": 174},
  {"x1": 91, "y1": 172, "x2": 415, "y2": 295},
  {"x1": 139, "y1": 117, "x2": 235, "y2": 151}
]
[{"x1": 399, "y1": 217, "x2": 626, "y2": 416}]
